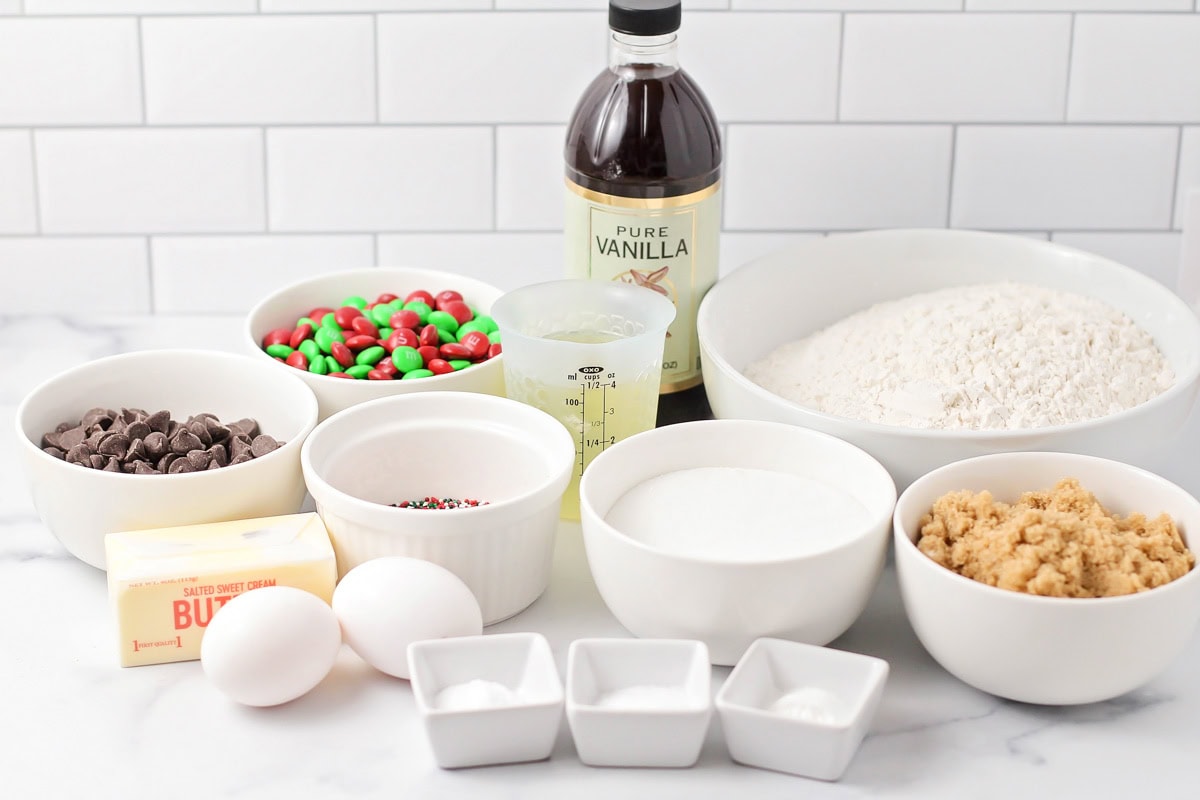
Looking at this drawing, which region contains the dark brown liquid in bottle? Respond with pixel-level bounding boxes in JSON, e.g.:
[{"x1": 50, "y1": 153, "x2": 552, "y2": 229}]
[
  {"x1": 565, "y1": 66, "x2": 722, "y2": 425},
  {"x1": 565, "y1": 67, "x2": 721, "y2": 199}
]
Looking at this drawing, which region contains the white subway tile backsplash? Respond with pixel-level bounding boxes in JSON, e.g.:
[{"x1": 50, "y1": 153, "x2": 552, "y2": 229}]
[
  {"x1": 719, "y1": 232, "x2": 821, "y2": 276},
  {"x1": 0, "y1": 1, "x2": 20, "y2": 12},
  {"x1": 1176, "y1": 127, "x2": 1200, "y2": 229},
  {"x1": 685, "y1": 12, "x2": 840, "y2": 123},
  {"x1": 0, "y1": 132, "x2": 36, "y2": 234},
  {"x1": 968, "y1": 1, "x2": 1191, "y2": 9},
  {"x1": 497, "y1": 1, "x2": 729, "y2": 11},
  {"x1": 0, "y1": 238, "x2": 149, "y2": 314},
  {"x1": 267, "y1": 128, "x2": 492, "y2": 232},
  {"x1": 733, "y1": 1, "x2": 959, "y2": 9},
  {"x1": 1069, "y1": 15, "x2": 1200, "y2": 122},
  {"x1": 0, "y1": 18, "x2": 141, "y2": 125},
  {"x1": 378, "y1": 13, "x2": 603, "y2": 124},
  {"x1": 151, "y1": 235, "x2": 374, "y2": 313},
  {"x1": 378, "y1": 232, "x2": 562, "y2": 290},
  {"x1": 951, "y1": 126, "x2": 1178, "y2": 230},
  {"x1": 144, "y1": 16, "x2": 375, "y2": 125},
  {"x1": 724, "y1": 125, "x2": 952, "y2": 230},
  {"x1": 26, "y1": 1, "x2": 255, "y2": 12},
  {"x1": 263, "y1": 1, "x2": 487, "y2": 9},
  {"x1": 497, "y1": 126, "x2": 566, "y2": 232},
  {"x1": 841, "y1": 14, "x2": 1070, "y2": 123},
  {"x1": 1051, "y1": 231, "x2": 1182, "y2": 288},
  {"x1": 37, "y1": 129, "x2": 265, "y2": 234}
]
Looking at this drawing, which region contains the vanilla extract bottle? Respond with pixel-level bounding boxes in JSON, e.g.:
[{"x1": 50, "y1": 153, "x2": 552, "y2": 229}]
[{"x1": 564, "y1": 0, "x2": 722, "y2": 425}]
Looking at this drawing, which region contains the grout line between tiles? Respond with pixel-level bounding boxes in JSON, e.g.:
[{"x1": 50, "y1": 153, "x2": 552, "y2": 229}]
[
  {"x1": 1168, "y1": 125, "x2": 1185, "y2": 228},
  {"x1": 372, "y1": 13, "x2": 381, "y2": 123},
  {"x1": 945, "y1": 125, "x2": 957, "y2": 229},
  {"x1": 491, "y1": 126, "x2": 499, "y2": 231},
  {"x1": 260, "y1": 127, "x2": 271, "y2": 233},
  {"x1": 3, "y1": 121, "x2": 1193, "y2": 131},
  {"x1": 28, "y1": 129, "x2": 42, "y2": 234},
  {"x1": 145, "y1": 236, "x2": 155, "y2": 314},
  {"x1": 135, "y1": 17, "x2": 148, "y2": 125},
  {"x1": 1062, "y1": 12, "x2": 1075, "y2": 123},
  {"x1": 833, "y1": 13, "x2": 846, "y2": 122}
]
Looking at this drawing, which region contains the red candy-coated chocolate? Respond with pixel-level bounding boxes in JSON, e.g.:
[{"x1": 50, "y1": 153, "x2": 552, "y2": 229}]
[
  {"x1": 405, "y1": 290, "x2": 435, "y2": 307},
  {"x1": 367, "y1": 369, "x2": 391, "y2": 380},
  {"x1": 488, "y1": 343, "x2": 502, "y2": 359},
  {"x1": 308, "y1": 307, "x2": 334, "y2": 322},
  {"x1": 441, "y1": 300, "x2": 473, "y2": 326},
  {"x1": 417, "y1": 345, "x2": 439, "y2": 365},
  {"x1": 285, "y1": 351, "x2": 308, "y2": 371},
  {"x1": 330, "y1": 341, "x2": 355, "y2": 368},
  {"x1": 434, "y1": 290, "x2": 463, "y2": 311},
  {"x1": 262, "y1": 328, "x2": 291, "y2": 348},
  {"x1": 460, "y1": 330, "x2": 490, "y2": 359},
  {"x1": 289, "y1": 324, "x2": 313, "y2": 349},
  {"x1": 427, "y1": 358, "x2": 454, "y2": 375},
  {"x1": 375, "y1": 293, "x2": 399, "y2": 305},
  {"x1": 419, "y1": 324, "x2": 440, "y2": 348},
  {"x1": 327, "y1": 371, "x2": 353, "y2": 379},
  {"x1": 387, "y1": 329, "x2": 420, "y2": 350},
  {"x1": 377, "y1": 359, "x2": 399, "y2": 376},
  {"x1": 344, "y1": 334, "x2": 377, "y2": 351},
  {"x1": 390, "y1": 309, "x2": 420, "y2": 330},
  {"x1": 350, "y1": 316, "x2": 379, "y2": 337},
  {"x1": 334, "y1": 305, "x2": 362, "y2": 328},
  {"x1": 439, "y1": 342, "x2": 472, "y2": 359}
]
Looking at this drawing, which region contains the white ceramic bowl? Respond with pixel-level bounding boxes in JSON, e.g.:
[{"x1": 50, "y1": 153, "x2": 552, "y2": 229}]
[
  {"x1": 894, "y1": 451, "x2": 1200, "y2": 705},
  {"x1": 300, "y1": 392, "x2": 575, "y2": 624},
  {"x1": 578, "y1": 419, "x2": 897, "y2": 666},
  {"x1": 16, "y1": 349, "x2": 319, "y2": 570},
  {"x1": 698, "y1": 229, "x2": 1200, "y2": 490},
  {"x1": 245, "y1": 267, "x2": 506, "y2": 422}
]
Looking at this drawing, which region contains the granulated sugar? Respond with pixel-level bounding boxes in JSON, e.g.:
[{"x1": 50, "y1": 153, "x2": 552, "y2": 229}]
[{"x1": 744, "y1": 283, "x2": 1174, "y2": 431}]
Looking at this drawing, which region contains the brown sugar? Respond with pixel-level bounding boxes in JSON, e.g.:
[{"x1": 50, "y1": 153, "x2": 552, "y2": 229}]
[{"x1": 917, "y1": 478, "x2": 1194, "y2": 598}]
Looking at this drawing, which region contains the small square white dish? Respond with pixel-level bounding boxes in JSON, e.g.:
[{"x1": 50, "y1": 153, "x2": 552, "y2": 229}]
[
  {"x1": 407, "y1": 632, "x2": 564, "y2": 769},
  {"x1": 715, "y1": 637, "x2": 888, "y2": 781},
  {"x1": 566, "y1": 638, "x2": 712, "y2": 768}
]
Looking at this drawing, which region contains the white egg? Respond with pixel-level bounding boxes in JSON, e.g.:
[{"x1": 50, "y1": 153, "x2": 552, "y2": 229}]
[
  {"x1": 333, "y1": 557, "x2": 483, "y2": 679},
  {"x1": 200, "y1": 586, "x2": 341, "y2": 707}
]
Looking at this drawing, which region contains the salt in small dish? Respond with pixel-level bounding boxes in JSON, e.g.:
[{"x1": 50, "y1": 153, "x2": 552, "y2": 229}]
[
  {"x1": 715, "y1": 637, "x2": 888, "y2": 781},
  {"x1": 407, "y1": 632, "x2": 564, "y2": 769},
  {"x1": 566, "y1": 638, "x2": 712, "y2": 768}
]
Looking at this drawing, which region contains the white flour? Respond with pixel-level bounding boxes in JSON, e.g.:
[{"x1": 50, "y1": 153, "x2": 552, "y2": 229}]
[{"x1": 744, "y1": 283, "x2": 1174, "y2": 431}]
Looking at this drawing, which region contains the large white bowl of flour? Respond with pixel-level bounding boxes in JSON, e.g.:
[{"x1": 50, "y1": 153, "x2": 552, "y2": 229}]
[{"x1": 697, "y1": 229, "x2": 1200, "y2": 490}]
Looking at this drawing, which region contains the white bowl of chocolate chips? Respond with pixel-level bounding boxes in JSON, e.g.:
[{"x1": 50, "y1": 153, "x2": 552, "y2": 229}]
[{"x1": 16, "y1": 349, "x2": 319, "y2": 570}]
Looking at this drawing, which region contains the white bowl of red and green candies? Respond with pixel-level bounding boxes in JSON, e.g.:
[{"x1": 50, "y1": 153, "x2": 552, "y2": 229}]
[{"x1": 246, "y1": 268, "x2": 506, "y2": 421}]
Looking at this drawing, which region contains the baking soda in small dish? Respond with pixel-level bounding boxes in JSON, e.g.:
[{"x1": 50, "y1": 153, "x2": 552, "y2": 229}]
[{"x1": 603, "y1": 467, "x2": 871, "y2": 560}]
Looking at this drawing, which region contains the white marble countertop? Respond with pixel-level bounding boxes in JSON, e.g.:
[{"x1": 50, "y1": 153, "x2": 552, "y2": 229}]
[{"x1": 3, "y1": 314, "x2": 1199, "y2": 799}]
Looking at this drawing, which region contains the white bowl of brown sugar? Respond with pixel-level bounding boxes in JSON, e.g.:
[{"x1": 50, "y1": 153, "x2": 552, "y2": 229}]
[
  {"x1": 698, "y1": 229, "x2": 1200, "y2": 490},
  {"x1": 893, "y1": 451, "x2": 1200, "y2": 705}
]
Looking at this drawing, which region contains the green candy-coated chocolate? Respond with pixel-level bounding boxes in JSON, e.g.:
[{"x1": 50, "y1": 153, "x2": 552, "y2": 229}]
[
  {"x1": 324, "y1": 355, "x2": 340, "y2": 373},
  {"x1": 309, "y1": 356, "x2": 329, "y2": 375},
  {"x1": 391, "y1": 346, "x2": 424, "y2": 373},
  {"x1": 448, "y1": 359, "x2": 471, "y2": 371},
  {"x1": 402, "y1": 300, "x2": 432, "y2": 324},
  {"x1": 342, "y1": 295, "x2": 368, "y2": 309},
  {"x1": 298, "y1": 339, "x2": 320, "y2": 361},
  {"x1": 426, "y1": 310, "x2": 459, "y2": 333},
  {"x1": 378, "y1": 326, "x2": 393, "y2": 339},
  {"x1": 346, "y1": 364, "x2": 372, "y2": 379},
  {"x1": 487, "y1": 330, "x2": 501, "y2": 344},
  {"x1": 320, "y1": 312, "x2": 339, "y2": 330},
  {"x1": 265, "y1": 343, "x2": 294, "y2": 358},
  {"x1": 455, "y1": 320, "x2": 484, "y2": 340},
  {"x1": 314, "y1": 327, "x2": 344, "y2": 354},
  {"x1": 356, "y1": 345, "x2": 386, "y2": 367},
  {"x1": 472, "y1": 314, "x2": 498, "y2": 334},
  {"x1": 437, "y1": 327, "x2": 456, "y2": 345},
  {"x1": 400, "y1": 368, "x2": 435, "y2": 380},
  {"x1": 370, "y1": 304, "x2": 393, "y2": 327},
  {"x1": 296, "y1": 316, "x2": 317, "y2": 330}
]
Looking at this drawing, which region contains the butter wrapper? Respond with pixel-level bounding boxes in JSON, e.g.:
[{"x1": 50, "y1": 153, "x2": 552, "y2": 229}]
[{"x1": 105, "y1": 512, "x2": 337, "y2": 668}]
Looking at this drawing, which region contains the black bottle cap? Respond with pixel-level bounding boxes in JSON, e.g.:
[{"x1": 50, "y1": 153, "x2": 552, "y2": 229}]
[{"x1": 609, "y1": 0, "x2": 682, "y2": 37}]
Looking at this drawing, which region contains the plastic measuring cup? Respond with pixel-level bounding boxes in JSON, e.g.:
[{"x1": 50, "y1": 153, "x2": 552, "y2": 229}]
[{"x1": 491, "y1": 280, "x2": 676, "y2": 520}]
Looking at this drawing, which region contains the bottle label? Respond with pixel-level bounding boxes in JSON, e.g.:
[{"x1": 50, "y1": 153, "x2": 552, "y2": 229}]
[{"x1": 564, "y1": 178, "x2": 721, "y2": 393}]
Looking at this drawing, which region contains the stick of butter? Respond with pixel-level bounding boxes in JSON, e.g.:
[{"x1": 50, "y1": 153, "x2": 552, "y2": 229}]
[{"x1": 105, "y1": 512, "x2": 337, "y2": 668}]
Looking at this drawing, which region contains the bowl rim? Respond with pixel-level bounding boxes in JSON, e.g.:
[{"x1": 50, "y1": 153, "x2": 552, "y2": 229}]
[
  {"x1": 300, "y1": 390, "x2": 575, "y2": 528},
  {"x1": 15, "y1": 347, "x2": 319, "y2": 483},
  {"x1": 242, "y1": 265, "x2": 506, "y2": 385},
  {"x1": 698, "y1": 228, "x2": 1200, "y2": 441},
  {"x1": 893, "y1": 450, "x2": 1200, "y2": 607},
  {"x1": 579, "y1": 418, "x2": 898, "y2": 567}
]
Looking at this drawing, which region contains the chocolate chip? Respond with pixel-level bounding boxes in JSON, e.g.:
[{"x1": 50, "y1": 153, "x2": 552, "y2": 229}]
[
  {"x1": 102, "y1": 457, "x2": 122, "y2": 473},
  {"x1": 207, "y1": 444, "x2": 228, "y2": 468},
  {"x1": 43, "y1": 446, "x2": 65, "y2": 460},
  {"x1": 124, "y1": 438, "x2": 146, "y2": 463},
  {"x1": 85, "y1": 429, "x2": 110, "y2": 450},
  {"x1": 126, "y1": 420, "x2": 151, "y2": 441},
  {"x1": 58, "y1": 426, "x2": 86, "y2": 451},
  {"x1": 42, "y1": 431, "x2": 62, "y2": 449},
  {"x1": 250, "y1": 435, "x2": 281, "y2": 458},
  {"x1": 55, "y1": 421, "x2": 73, "y2": 434},
  {"x1": 228, "y1": 418, "x2": 260, "y2": 439},
  {"x1": 133, "y1": 461, "x2": 159, "y2": 475},
  {"x1": 230, "y1": 436, "x2": 252, "y2": 461},
  {"x1": 168, "y1": 459, "x2": 195, "y2": 474},
  {"x1": 205, "y1": 417, "x2": 230, "y2": 442},
  {"x1": 171, "y1": 429, "x2": 202, "y2": 454},
  {"x1": 187, "y1": 419, "x2": 213, "y2": 447},
  {"x1": 157, "y1": 452, "x2": 179, "y2": 472},
  {"x1": 186, "y1": 450, "x2": 212, "y2": 471},
  {"x1": 143, "y1": 431, "x2": 168, "y2": 458},
  {"x1": 81, "y1": 407, "x2": 111, "y2": 428},
  {"x1": 229, "y1": 452, "x2": 253, "y2": 466},
  {"x1": 66, "y1": 443, "x2": 92, "y2": 464},
  {"x1": 146, "y1": 410, "x2": 171, "y2": 434},
  {"x1": 98, "y1": 433, "x2": 130, "y2": 459},
  {"x1": 88, "y1": 454, "x2": 107, "y2": 469}
]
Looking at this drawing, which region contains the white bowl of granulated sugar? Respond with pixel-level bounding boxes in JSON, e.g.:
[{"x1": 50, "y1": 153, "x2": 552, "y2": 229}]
[{"x1": 697, "y1": 229, "x2": 1200, "y2": 490}]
